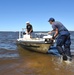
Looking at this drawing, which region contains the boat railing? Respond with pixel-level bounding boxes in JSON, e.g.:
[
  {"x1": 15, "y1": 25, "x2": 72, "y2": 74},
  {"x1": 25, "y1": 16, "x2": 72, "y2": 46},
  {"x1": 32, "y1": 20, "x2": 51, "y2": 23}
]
[
  {"x1": 19, "y1": 28, "x2": 49, "y2": 39},
  {"x1": 19, "y1": 28, "x2": 26, "y2": 39}
]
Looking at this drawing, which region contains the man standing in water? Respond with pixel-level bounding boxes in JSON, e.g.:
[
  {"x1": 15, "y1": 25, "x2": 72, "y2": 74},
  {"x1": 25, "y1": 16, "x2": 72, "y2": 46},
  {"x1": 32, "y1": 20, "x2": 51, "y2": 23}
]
[
  {"x1": 26, "y1": 21, "x2": 33, "y2": 34},
  {"x1": 48, "y1": 18, "x2": 72, "y2": 61}
]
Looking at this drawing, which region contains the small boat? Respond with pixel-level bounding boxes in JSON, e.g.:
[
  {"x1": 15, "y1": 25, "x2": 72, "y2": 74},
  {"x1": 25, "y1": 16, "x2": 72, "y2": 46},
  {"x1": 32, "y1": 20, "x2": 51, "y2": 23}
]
[{"x1": 17, "y1": 30, "x2": 55, "y2": 53}]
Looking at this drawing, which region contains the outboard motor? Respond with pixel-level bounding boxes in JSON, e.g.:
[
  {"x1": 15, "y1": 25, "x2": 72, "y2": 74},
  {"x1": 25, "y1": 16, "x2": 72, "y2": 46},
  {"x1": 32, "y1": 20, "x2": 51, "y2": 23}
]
[
  {"x1": 43, "y1": 35, "x2": 54, "y2": 44},
  {"x1": 45, "y1": 38, "x2": 53, "y2": 44}
]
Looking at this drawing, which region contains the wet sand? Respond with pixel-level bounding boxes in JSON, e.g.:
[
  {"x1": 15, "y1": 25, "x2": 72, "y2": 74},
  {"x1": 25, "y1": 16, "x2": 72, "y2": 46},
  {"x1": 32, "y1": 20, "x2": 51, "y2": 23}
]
[{"x1": 0, "y1": 46, "x2": 74, "y2": 75}]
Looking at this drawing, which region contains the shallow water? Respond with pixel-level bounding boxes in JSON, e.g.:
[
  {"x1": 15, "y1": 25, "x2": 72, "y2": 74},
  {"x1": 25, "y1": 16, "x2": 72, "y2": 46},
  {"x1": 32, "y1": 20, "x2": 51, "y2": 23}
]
[{"x1": 0, "y1": 32, "x2": 74, "y2": 75}]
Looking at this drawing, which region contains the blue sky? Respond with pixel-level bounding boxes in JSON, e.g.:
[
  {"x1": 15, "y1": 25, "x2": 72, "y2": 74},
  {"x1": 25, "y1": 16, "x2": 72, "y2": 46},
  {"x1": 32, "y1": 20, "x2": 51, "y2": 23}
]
[{"x1": 0, "y1": 0, "x2": 74, "y2": 31}]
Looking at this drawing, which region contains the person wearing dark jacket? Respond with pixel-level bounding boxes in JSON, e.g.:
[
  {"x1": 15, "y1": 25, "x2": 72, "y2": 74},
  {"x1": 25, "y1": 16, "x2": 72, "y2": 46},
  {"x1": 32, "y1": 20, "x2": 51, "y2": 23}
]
[
  {"x1": 48, "y1": 18, "x2": 72, "y2": 61},
  {"x1": 26, "y1": 21, "x2": 33, "y2": 34}
]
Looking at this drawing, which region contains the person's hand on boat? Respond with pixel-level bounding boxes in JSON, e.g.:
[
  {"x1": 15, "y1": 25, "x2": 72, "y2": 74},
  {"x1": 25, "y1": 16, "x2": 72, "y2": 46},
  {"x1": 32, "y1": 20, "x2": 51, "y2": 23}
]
[
  {"x1": 28, "y1": 32, "x2": 31, "y2": 34},
  {"x1": 26, "y1": 32, "x2": 30, "y2": 35},
  {"x1": 51, "y1": 35, "x2": 55, "y2": 40},
  {"x1": 50, "y1": 38, "x2": 54, "y2": 41}
]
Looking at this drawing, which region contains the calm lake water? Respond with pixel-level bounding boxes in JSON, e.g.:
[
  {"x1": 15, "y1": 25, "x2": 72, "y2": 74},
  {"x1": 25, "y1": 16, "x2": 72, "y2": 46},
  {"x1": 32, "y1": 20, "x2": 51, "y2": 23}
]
[{"x1": 0, "y1": 31, "x2": 74, "y2": 75}]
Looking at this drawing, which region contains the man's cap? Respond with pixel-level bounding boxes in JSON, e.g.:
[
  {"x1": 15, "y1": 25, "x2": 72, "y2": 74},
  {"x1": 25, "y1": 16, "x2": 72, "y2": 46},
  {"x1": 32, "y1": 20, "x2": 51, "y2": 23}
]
[
  {"x1": 48, "y1": 18, "x2": 55, "y2": 22},
  {"x1": 26, "y1": 21, "x2": 30, "y2": 24}
]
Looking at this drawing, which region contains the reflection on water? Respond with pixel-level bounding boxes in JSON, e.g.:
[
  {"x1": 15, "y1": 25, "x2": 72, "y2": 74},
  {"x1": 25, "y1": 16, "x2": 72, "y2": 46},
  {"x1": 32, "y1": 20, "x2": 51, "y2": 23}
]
[
  {"x1": 0, "y1": 32, "x2": 74, "y2": 75},
  {"x1": 0, "y1": 54, "x2": 19, "y2": 58}
]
